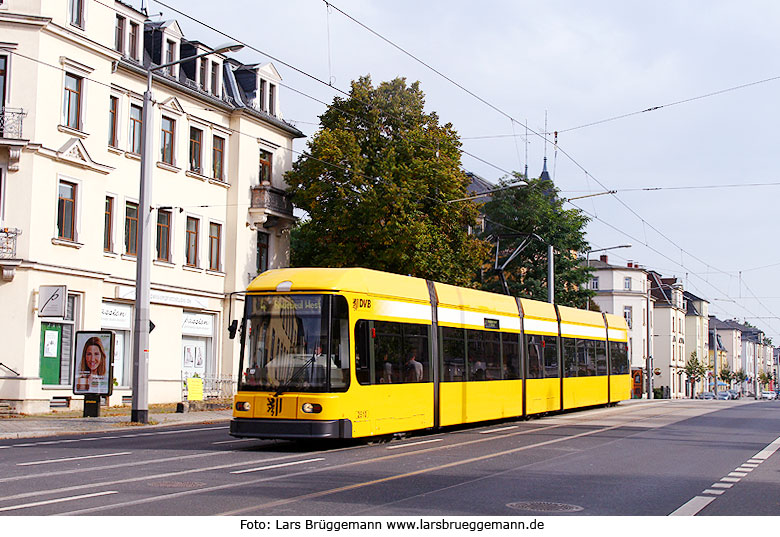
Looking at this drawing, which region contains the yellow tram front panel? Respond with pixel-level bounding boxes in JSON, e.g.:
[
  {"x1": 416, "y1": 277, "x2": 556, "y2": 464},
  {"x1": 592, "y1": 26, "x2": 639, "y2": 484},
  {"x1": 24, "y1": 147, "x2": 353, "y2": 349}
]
[{"x1": 605, "y1": 313, "x2": 631, "y2": 402}]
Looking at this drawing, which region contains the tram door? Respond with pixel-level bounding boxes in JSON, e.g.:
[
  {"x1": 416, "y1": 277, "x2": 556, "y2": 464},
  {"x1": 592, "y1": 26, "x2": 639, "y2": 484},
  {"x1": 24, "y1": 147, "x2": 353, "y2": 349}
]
[{"x1": 354, "y1": 320, "x2": 435, "y2": 435}]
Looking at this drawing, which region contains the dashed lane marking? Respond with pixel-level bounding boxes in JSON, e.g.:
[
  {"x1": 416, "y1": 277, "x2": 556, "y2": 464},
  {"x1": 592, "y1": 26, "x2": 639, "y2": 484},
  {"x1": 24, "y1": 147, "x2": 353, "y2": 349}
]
[{"x1": 17, "y1": 452, "x2": 132, "y2": 467}]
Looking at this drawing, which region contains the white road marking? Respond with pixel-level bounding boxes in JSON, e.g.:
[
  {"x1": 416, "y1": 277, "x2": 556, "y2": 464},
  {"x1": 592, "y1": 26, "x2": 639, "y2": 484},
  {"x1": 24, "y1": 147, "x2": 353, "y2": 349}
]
[
  {"x1": 17, "y1": 452, "x2": 131, "y2": 466},
  {"x1": 747, "y1": 459, "x2": 763, "y2": 464},
  {"x1": 752, "y1": 435, "x2": 780, "y2": 460},
  {"x1": 230, "y1": 458, "x2": 325, "y2": 475},
  {"x1": 727, "y1": 472, "x2": 747, "y2": 478},
  {"x1": 711, "y1": 483, "x2": 732, "y2": 489},
  {"x1": 480, "y1": 426, "x2": 519, "y2": 434},
  {"x1": 702, "y1": 489, "x2": 725, "y2": 495},
  {"x1": 741, "y1": 463, "x2": 759, "y2": 468},
  {"x1": 0, "y1": 425, "x2": 228, "y2": 449},
  {"x1": 386, "y1": 438, "x2": 443, "y2": 450},
  {"x1": 0, "y1": 491, "x2": 118, "y2": 513},
  {"x1": 669, "y1": 495, "x2": 715, "y2": 516},
  {"x1": 735, "y1": 467, "x2": 753, "y2": 472},
  {"x1": 721, "y1": 477, "x2": 741, "y2": 483}
]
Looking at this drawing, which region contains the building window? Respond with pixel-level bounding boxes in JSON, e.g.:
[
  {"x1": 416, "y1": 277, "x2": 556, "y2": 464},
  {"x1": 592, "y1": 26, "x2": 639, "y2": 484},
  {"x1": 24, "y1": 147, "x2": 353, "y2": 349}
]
[
  {"x1": 108, "y1": 96, "x2": 119, "y2": 147},
  {"x1": 257, "y1": 232, "x2": 269, "y2": 273},
  {"x1": 57, "y1": 181, "x2": 77, "y2": 241},
  {"x1": 156, "y1": 209, "x2": 171, "y2": 262},
  {"x1": 129, "y1": 104, "x2": 143, "y2": 154},
  {"x1": 0, "y1": 55, "x2": 7, "y2": 107},
  {"x1": 212, "y1": 135, "x2": 225, "y2": 181},
  {"x1": 623, "y1": 306, "x2": 633, "y2": 329},
  {"x1": 115, "y1": 15, "x2": 125, "y2": 53},
  {"x1": 259, "y1": 79, "x2": 266, "y2": 111},
  {"x1": 160, "y1": 116, "x2": 175, "y2": 165},
  {"x1": 104, "y1": 196, "x2": 113, "y2": 252},
  {"x1": 63, "y1": 73, "x2": 82, "y2": 130},
  {"x1": 209, "y1": 222, "x2": 221, "y2": 271},
  {"x1": 199, "y1": 59, "x2": 207, "y2": 91},
  {"x1": 259, "y1": 150, "x2": 272, "y2": 183},
  {"x1": 590, "y1": 277, "x2": 599, "y2": 291},
  {"x1": 185, "y1": 216, "x2": 199, "y2": 266},
  {"x1": 69, "y1": 0, "x2": 84, "y2": 28},
  {"x1": 210, "y1": 61, "x2": 219, "y2": 96},
  {"x1": 189, "y1": 127, "x2": 202, "y2": 173},
  {"x1": 165, "y1": 40, "x2": 176, "y2": 76},
  {"x1": 129, "y1": 22, "x2": 139, "y2": 60},
  {"x1": 268, "y1": 83, "x2": 276, "y2": 115},
  {"x1": 125, "y1": 202, "x2": 138, "y2": 255},
  {"x1": 624, "y1": 277, "x2": 631, "y2": 291}
]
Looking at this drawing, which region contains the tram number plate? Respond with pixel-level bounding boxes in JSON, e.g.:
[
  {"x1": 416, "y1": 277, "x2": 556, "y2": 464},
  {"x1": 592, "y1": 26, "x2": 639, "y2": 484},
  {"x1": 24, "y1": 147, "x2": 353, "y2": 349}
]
[{"x1": 356, "y1": 410, "x2": 368, "y2": 419}]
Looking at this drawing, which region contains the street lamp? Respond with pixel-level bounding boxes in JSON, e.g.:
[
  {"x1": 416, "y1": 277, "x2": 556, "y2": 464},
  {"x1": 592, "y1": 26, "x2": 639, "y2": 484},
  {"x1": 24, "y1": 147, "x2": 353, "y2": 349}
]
[{"x1": 131, "y1": 43, "x2": 243, "y2": 424}]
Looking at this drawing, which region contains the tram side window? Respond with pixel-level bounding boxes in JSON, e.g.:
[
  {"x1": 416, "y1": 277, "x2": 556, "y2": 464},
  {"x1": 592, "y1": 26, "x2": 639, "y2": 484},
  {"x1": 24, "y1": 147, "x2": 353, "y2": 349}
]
[
  {"x1": 441, "y1": 327, "x2": 465, "y2": 382},
  {"x1": 609, "y1": 341, "x2": 629, "y2": 375},
  {"x1": 503, "y1": 333, "x2": 521, "y2": 380},
  {"x1": 563, "y1": 337, "x2": 577, "y2": 377},
  {"x1": 466, "y1": 329, "x2": 502, "y2": 380},
  {"x1": 526, "y1": 334, "x2": 544, "y2": 379},
  {"x1": 353, "y1": 320, "x2": 431, "y2": 384},
  {"x1": 579, "y1": 339, "x2": 596, "y2": 377},
  {"x1": 543, "y1": 335, "x2": 559, "y2": 378},
  {"x1": 595, "y1": 340, "x2": 607, "y2": 376}
]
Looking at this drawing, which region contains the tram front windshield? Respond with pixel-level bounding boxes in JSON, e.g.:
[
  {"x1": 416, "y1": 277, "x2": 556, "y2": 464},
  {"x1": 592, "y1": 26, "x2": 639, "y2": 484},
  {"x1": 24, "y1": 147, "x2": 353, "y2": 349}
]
[{"x1": 240, "y1": 294, "x2": 349, "y2": 393}]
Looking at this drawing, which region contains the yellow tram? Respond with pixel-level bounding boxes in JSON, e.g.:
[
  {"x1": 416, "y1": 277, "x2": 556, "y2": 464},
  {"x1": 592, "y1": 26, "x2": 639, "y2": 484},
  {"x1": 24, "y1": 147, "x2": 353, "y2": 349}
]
[{"x1": 230, "y1": 267, "x2": 630, "y2": 440}]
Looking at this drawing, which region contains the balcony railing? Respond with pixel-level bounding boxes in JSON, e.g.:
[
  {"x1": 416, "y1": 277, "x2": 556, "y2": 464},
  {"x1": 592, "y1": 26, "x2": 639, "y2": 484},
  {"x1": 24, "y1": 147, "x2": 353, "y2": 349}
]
[
  {"x1": 0, "y1": 228, "x2": 21, "y2": 259},
  {"x1": 250, "y1": 183, "x2": 294, "y2": 218},
  {"x1": 0, "y1": 108, "x2": 26, "y2": 139}
]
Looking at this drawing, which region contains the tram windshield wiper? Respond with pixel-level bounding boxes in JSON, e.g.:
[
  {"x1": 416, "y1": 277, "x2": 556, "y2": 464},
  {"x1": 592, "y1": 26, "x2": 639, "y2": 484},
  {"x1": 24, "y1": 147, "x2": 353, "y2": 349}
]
[{"x1": 275, "y1": 353, "x2": 317, "y2": 396}]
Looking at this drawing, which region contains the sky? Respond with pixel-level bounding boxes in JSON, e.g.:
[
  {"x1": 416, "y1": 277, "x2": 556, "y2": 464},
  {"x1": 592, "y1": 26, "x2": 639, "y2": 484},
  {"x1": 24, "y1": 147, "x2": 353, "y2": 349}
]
[{"x1": 128, "y1": 0, "x2": 780, "y2": 341}]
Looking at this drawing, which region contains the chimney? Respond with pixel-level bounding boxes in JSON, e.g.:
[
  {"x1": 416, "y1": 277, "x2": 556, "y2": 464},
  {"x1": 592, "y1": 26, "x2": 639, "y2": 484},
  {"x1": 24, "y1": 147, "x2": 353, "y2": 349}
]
[
  {"x1": 627, "y1": 260, "x2": 634, "y2": 268},
  {"x1": 600, "y1": 254, "x2": 608, "y2": 263}
]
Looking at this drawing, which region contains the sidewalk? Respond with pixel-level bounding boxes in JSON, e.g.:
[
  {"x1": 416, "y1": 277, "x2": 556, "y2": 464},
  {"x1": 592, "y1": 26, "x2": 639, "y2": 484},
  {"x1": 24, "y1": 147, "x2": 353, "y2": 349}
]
[{"x1": 0, "y1": 408, "x2": 233, "y2": 440}]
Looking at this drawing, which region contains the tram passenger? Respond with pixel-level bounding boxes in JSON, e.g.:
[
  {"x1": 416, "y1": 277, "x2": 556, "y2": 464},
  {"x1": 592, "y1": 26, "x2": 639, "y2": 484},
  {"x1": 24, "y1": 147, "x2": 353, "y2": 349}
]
[
  {"x1": 404, "y1": 352, "x2": 423, "y2": 382},
  {"x1": 380, "y1": 353, "x2": 393, "y2": 383}
]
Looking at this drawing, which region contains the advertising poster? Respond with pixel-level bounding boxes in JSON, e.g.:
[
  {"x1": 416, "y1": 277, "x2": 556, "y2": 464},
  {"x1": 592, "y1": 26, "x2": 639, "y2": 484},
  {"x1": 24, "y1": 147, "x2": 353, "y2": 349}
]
[{"x1": 73, "y1": 331, "x2": 114, "y2": 396}]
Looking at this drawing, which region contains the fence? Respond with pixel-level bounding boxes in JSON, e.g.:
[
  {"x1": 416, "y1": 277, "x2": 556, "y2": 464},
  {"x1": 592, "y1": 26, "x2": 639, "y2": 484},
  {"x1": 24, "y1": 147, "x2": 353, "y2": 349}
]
[{"x1": 181, "y1": 372, "x2": 236, "y2": 401}]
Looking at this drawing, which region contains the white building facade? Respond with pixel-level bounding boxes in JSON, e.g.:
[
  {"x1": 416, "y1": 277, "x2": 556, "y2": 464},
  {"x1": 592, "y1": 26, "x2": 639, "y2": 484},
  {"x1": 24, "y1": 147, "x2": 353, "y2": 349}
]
[
  {"x1": 648, "y1": 272, "x2": 686, "y2": 398},
  {"x1": 683, "y1": 291, "x2": 709, "y2": 396},
  {"x1": 0, "y1": 0, "x2": 303, "y2": 412},
  {"x1": 589, "y1": 256, "x2": 653, "y2": 398}
]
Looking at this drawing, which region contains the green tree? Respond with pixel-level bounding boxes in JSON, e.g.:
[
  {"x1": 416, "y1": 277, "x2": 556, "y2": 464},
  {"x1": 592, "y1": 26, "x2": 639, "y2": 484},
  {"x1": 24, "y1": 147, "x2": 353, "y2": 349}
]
[
  {"x1": 718, "y1": 365, "x2": 734, "y2": 389},
  {"x1": 479, "y1": 175, "x2": 593, "y2": 306},
  {"x1": 684, "y1": 351, "x2": 709, "y2": 398},
  {"x1": 759, "y1": 372, "x2": 772, "y2": 389},
  {"x1": 287, "y1": 76, "x2": 489, "y2": 286}
]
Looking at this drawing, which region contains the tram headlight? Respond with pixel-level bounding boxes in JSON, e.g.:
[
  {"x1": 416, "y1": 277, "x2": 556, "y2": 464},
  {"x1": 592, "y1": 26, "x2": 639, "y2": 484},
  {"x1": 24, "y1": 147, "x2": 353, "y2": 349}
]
[
  {"x1": 301, "y1": 402, "x2": 322, "y2": 414},
  {"x1": 235, "y1": 401, "x2": 251, "y2": 412}
]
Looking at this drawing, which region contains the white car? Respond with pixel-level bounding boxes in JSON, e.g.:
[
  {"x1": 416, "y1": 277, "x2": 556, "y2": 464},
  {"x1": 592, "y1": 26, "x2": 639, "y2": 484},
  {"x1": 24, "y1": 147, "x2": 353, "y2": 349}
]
[{"x1": 761, "y1": 391, "x2": 777, "y2": 400}]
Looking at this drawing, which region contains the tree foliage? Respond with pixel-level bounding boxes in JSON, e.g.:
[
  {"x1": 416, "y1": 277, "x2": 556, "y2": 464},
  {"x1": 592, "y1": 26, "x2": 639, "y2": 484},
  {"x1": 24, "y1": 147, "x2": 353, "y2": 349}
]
[
  {"x1": 478, "y1": 174, "x2": 593, "y2": 306},
  {"x1": 684, "y1": 351, "x2": 709, "y2": 398},
  {"x1": 287, "y1": 76, "x2": 489, "y2": 286}
]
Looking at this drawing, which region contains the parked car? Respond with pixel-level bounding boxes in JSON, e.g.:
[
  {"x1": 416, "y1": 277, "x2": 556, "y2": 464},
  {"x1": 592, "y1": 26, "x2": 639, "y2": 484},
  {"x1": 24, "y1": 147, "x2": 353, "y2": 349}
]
[
  {"x1": 727, "y1": 390, "x2": 741, "y2": 399},
  {"x1": 761, "y1": 391, "x2": 777, "y2": 400},
  {"x1": 716, "y1": 391, "x2": 731, "y2": 400},
  {"x1": 695, "y1": 392, "x2": 715, "y2": 400}
]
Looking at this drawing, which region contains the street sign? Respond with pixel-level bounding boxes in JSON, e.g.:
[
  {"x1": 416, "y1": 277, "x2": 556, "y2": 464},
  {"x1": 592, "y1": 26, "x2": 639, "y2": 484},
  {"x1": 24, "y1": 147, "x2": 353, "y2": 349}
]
[{"x1": 38, "y1": 285, "x2": 67, "y2": 317}]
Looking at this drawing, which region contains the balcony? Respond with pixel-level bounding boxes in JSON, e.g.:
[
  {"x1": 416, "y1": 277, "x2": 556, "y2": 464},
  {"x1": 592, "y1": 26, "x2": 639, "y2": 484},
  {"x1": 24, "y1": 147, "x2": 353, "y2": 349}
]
[
  {"x1": 248, "y1": 182, "x2": 295, "y2": 230},
  {"x1": 1, "y1": 108, "x2": 28, "y2": 172},
  {"x1": 0, "y1": 227, "x2": 22, "y2": 281},
  {"x1": 0, "y1": 108, "x2": 26, "y2": 139}
]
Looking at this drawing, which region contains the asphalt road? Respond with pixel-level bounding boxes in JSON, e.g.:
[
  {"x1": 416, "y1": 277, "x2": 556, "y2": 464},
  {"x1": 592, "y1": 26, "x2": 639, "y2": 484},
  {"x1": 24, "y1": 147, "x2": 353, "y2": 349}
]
[{"x1": 1, "y1": 399, "x2": 779, "y2": 516}]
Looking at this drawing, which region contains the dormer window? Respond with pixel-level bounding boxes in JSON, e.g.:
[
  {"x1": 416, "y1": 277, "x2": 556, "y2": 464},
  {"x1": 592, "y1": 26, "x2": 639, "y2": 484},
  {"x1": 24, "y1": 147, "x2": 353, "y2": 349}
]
[
  {"x1": 129, "y1": 22, "x2": 139, "y2": 60},
  {"x1": 259, "y1": 80, "x2": 266, "y2": 111},
  {"x1": 165, "y1": 39, "x2": 176, "y2": 76},
  {"x1": 199, "y1": 58, "x2": 208, "y2": 91},
  {"x1": 268, "y1": 84, "x2": 276, "y2": 115},
  {"x1": 210, "y1": 60, "x2": 220, "y2": 97}
]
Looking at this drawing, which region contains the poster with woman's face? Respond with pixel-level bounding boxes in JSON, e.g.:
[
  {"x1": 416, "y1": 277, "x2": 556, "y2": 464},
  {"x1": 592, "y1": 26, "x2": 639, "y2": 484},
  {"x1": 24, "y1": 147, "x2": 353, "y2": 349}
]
[{"x1": 73, "y1": 331, "x2": 114, "y2": 396}]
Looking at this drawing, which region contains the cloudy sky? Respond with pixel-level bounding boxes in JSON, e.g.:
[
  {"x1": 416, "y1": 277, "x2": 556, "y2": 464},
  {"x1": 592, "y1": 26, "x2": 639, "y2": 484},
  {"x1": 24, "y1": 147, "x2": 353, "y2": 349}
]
[{"x1": 132, "y1": 0, "x2": 780, "y2": 340}]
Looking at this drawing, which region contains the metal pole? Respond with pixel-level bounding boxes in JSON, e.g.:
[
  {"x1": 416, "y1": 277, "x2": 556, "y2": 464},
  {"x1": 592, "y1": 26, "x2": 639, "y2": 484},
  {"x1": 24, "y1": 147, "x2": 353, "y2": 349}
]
[
  {"x1": 131, "y1": 69, "x2": 154, "y2": 424},
  {"x1": 713, "y1": 327, "x2": 718, "y2": 397},
  {"x1": 646, "y1": 288, "x2": 653, "y2": 399},
  {"x1": 547, "y1": 244, "x2": 554, "y2": 304}
]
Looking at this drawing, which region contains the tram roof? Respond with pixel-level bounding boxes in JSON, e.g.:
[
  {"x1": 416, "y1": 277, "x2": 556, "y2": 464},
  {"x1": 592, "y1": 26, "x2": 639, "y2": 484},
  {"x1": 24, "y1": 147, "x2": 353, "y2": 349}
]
[{"x1": 247, "y1": 267, "x2": 431, "y2": 301}]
